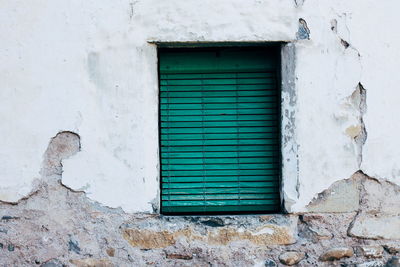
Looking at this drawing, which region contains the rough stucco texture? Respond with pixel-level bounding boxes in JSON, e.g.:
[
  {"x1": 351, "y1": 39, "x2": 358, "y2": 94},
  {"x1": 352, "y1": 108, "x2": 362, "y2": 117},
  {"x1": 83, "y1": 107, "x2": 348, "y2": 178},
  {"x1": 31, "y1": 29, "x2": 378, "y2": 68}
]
[{"x1": 1, "y1": 0, "x2": 400, "y2": 212}]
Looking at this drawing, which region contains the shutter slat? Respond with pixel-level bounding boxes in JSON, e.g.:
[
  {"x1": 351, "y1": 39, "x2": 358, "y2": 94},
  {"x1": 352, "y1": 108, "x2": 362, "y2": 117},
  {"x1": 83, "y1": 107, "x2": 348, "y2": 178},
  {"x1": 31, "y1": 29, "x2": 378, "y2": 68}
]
[
  {"x1": 162, "y1": 193, "x2": 279, "y2": 201},
  {"x1": 161, "y1": 139, "x2": 278, "y2": 147},
  {"x1": 162, "y1": 199, "x2": 280, "y2": 207},
  {"x1": 161, "y1": 127, "x2": 278, "y2": 134},
  {"x1": 161, "y1": 120, "x2": 278, "y2": 128},
  {"x1": 162, "y1": 176, "x2": 279, "y2": 183},
  {"x1": 162, "y1": 163, "x2": 280, "y2": 171},
  {"x1": 160, "y1": 90, "x2": 276, "y2": 98},
  {"x1": 161, "y1": 132, "x2": 278, "y2": 140},
  {"x1": 161, "y1": 147, "x2": 279, "y2": 155},
  {"x1": 160, "y1": 84, "x2": 276, "y2": 91},
  {"x1": 160, "y1": 78, "x2": 274, "y2": 86},
  {"x1": 160, "y1": 72, "x2": 276, "y2": 79},
  {"x1": 163, "y1": 187, "x2": 279, "y2": 194},
  {"x1": 160, "y1": 48, "x2": 280, "y2": 214},
  {"x1": 161, "y1": 151, "x2": 278, "y2": 158},
  {"x1": 162, "y1": 157, "x2": 278, "y2": 164},
  {"x1": 160, "y1": 96, "x2": 277, "y2": 104},
  {"x1": 161, "y1": 109, "x2": 277, "y2": 116},
  {"x1": 161, "y1": 169, "x2": 279, "y2": 177},
  {"x1": 160, "y1": 103, "x2": 278, "y2": 110}
]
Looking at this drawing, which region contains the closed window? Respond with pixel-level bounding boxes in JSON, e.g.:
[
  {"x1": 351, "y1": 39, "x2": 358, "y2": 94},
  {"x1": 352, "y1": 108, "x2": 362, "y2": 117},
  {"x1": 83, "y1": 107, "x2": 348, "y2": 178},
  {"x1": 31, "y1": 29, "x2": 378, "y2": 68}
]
[{"x1": 159, "y1": 46, "x2": 281, "y2": 215}]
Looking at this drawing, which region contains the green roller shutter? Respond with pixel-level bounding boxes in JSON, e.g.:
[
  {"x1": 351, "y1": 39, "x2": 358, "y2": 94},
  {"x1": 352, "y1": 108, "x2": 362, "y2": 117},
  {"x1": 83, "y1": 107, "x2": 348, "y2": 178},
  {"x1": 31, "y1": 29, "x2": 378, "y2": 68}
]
[{"x1": 159, "y1": 47, "x2": 281, "y2": 214}]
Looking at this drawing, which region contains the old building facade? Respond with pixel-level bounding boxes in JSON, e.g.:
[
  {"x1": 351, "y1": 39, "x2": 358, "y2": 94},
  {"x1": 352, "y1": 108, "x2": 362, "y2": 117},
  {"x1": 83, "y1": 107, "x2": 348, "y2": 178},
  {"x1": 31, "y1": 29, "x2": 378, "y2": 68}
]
[{"x1": 1, "y1": 0, "x2": 400, "y2": 266}]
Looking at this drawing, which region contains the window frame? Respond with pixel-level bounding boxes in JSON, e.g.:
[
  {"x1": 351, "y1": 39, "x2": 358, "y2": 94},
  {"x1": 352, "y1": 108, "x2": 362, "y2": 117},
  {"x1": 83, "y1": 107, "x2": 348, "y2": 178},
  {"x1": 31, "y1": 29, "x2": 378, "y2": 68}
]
[{"x1": 155, "y1": 42, "x2": 296, "y2": 215}]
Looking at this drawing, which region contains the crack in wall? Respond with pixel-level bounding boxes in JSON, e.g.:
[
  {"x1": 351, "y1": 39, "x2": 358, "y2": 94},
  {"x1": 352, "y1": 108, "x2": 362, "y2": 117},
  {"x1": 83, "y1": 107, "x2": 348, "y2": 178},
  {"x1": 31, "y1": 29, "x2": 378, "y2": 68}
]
[
  {"x1": 354, "y1": 83, "x2": 367, "y2": 168},
  {"x1": 346, "y1": 170, "x2": 367, "y2": 237},
  {"x1": 293, "y1": 0, "x2": 305, "y2": 8},
  {"x1": 347, "y1": 170, "x2": 400, "y2": 240},
  {"x1": 129, "y1": 1, "x2": 139, "y2": 21},
  {"x1": 330, "y1": 17, "x2": 366, "y2": 168}
]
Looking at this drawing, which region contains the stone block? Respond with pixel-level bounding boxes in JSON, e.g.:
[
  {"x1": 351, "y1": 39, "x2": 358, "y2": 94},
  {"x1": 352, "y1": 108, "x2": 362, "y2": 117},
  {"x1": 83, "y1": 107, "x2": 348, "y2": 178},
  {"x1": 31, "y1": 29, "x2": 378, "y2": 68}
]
[
  {"x1": 384, "y1": 244, "x2": 400, "y2": 254},
  {"x1": 348, "y1": 214, "x2": 400, "y2": 240},
  {"x1": 123, "y1": 222, "x2": 297, "y2": 249},
  {"x1": 319, "y1": 247, "x2": 354, "y2": 261},
  {"x1": 279, "y1": 251, "x2": 305, "y2": 265},
  {"x1": 70, "y1": 258, "x2": 113, "y2": 267},
  {"x1": 357, "y1": 246, "x2": 384, "y2": 258},
  {"x1": 307, "y1": 177, "x2": 361, "y2": 213}
]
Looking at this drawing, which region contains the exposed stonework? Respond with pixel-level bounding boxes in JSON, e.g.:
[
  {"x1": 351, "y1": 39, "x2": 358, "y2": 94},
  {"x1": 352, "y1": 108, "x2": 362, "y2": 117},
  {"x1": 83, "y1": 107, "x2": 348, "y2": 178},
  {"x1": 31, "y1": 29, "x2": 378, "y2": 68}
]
[
  {"x1": 348, "y1": 176, "x2": 400, "y2": 240},
  {"x1": 41, "y1": 131, "x2": 81, "y2": 178},
  {"x1": 384, "y1": 244, "x2": 400, "y2": 255},
  {"x1": 349, "y1": 215, "x2": 400, "y2": 240},
  {"x1": 356, "y1": 245, "x2": 384, "y2": 258},
  {"x1": 122, "y1": 216, "x2": 298, "y2": 249},
  {"x1": 387, "y1": 256, "x2": 400, "y2": 267},
  {"x1": 307, "y1": 172, "x2": 363, "y2": 213},
  {"x1": 2, "y1": 136, "x2": 399, "y2": 266},
  {"x1": 1, "y1": 174, "x2": 399, "y2": 266},
  {"x1": 278, "y1": 251, "x2": 305, "y2": 265},
  {"x1": 1, "y1": 1, "x2": 400, "y2": 266},
  {"x1": 264, "y1": 259, "x2": 278, "y2": 266},
  {"x1": 319, "y1": 247, "x2": 354, "y2": 261},
  {"x1": 355, "y1": 261, "x2": 385, "y2": 267},
  {"x1": 70, "y1": 258, "x2": 113, "y2": 267}
]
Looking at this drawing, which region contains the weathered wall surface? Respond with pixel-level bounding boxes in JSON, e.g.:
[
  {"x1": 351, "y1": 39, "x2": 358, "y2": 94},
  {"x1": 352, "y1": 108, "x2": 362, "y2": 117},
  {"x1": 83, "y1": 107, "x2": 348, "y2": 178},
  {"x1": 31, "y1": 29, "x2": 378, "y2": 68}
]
[
  {"x1": 2, "y1": 0, "x2": 399, "y2": 212},
  {"x1": 1, "y1": 0, "x2": 400, "y2": 265},
  {"x1": 1, "y1": 170, "x2": 400, "y2": 266}
]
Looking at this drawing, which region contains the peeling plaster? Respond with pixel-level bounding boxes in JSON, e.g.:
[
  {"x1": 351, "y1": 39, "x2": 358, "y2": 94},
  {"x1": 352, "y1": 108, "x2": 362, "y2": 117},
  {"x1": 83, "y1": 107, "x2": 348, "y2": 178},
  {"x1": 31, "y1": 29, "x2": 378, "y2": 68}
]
[
  {"x1": 1, "y1": 0, "x2": 400, "y2": 213},
  {"x1": 296, "y1": 19, "x2": 310, "y2": 40},
  {"x1": 306, "y1": 172, "x2": 363, "y2": 213},
  {"x1": 354, "y1": 83, "x2": 367, "y2": 167},
  {"x1": 281, "y1": 43, "x2": 299, "y2": 212},
  {"x1": 41, "y1": 131, "x2": 81, "y2": 178}
]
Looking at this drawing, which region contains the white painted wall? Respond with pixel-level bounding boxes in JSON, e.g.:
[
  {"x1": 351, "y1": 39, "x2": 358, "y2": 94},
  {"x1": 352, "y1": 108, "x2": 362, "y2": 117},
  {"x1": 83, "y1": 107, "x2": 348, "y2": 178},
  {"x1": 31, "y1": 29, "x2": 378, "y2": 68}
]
[{"x1": 1, "y1": 0, "x2": 399, "y2": 213}]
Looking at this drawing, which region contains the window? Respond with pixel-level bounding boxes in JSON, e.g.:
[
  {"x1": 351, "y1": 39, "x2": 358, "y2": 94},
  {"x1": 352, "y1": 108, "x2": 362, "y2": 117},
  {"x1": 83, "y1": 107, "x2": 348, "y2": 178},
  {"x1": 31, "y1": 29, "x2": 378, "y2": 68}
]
[{"x1": 159, "y1": 46, "x2": 281, "y2": 215}]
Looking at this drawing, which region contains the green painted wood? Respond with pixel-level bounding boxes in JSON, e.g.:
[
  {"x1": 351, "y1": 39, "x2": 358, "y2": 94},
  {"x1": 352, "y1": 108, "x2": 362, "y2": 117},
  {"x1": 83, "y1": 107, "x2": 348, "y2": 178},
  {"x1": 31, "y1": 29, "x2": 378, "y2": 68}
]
[
  {"x1": 161, "y1": 199, "x2": 280, "y2": 207},
  {"x1": 159, "y1": 49, "x2": 278, "y2": 74},
  {"x1": 160, "y1": 103, "x2": 278, "y2": 110},
  {"x1": 160, "y1": 96, "x2": 276, "y2": 104},
  {"x1": 159, "y1": 47, "x2": 280, "y2": 214},
  {"x1": 160, "y1": 72, "x2": 276, "y2": 79},
  {"x1": 160, "y1": 132, "x2": 278, "y2": 140},
  {"x1": 160, "y1": 91, "x2": 277, "y2": 98},
  {"x1": 162, "y1": 193, "x2": 279, "y2": 201},
  {"x1": 160, "y1": 84, "x2": 276, "y2": 91},
  {"x1": 162, "y1": 186, "x2": 279, "y2": 195},
  {"x1": 161, "y1": 115, "x2": 278, "y2": 123},
  {"x1": 162, "y1": 163, "x2": 280, "y2": 171},
  {"x1": 161, "y1": 127, "x2": 278, "y2": 134},
  {"x1": 161, "y1": 139, "x2": 278, "y2": 147},
  {"x1": 161, "y1": 151, "x2": 278, "y2": 158},
  {"x1": 160, "y1": 108, "x2": 277, "y2": 116},
  {"x1": 162, "y1": 175, "x2": 279, "y2": 183},
  {"x1": 161, "y1": 169, "x2": 279, "y2": 177},
  {"x1": 161, "y1": 147, "x2": 279, "y2": 153},
  {"x1": 160, "y1": 121, "x2": 278, "y2": 128},
  {"x1": 161, "y1": 157, "x2": 278, "y2": 164}
]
